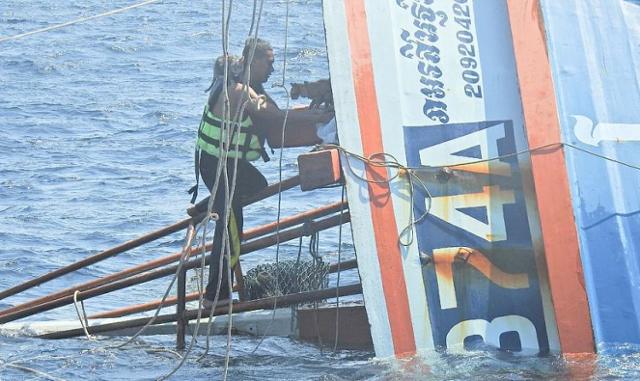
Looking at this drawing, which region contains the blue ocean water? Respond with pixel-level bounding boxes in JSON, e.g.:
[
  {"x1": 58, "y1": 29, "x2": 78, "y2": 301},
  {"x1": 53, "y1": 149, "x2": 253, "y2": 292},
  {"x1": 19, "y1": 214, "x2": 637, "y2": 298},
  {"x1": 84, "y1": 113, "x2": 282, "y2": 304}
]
[{"x1": 1, "y1": 1, "x2": 640, "y2": 380}]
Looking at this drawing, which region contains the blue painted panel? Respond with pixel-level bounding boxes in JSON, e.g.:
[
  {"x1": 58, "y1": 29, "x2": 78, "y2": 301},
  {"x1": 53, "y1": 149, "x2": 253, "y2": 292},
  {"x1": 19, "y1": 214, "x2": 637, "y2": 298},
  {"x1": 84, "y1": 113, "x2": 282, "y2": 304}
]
[
  {"x1": 541, "y1": 0, "x2": 640, "y2": 352},
  {"x1": 404, "y1": 121, "x2": 550, "y2": 353}
]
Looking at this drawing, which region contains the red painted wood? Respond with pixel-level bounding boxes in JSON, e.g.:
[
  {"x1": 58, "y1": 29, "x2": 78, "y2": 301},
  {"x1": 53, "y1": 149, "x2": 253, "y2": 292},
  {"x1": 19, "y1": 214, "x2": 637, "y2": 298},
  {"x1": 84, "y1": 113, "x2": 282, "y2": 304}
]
[
  {"x1": 344, "y1": 0, "x2": 416, "y2": 357},
  {"x1": 506, "y1": 0, "x2": 594, "y2": 353}
]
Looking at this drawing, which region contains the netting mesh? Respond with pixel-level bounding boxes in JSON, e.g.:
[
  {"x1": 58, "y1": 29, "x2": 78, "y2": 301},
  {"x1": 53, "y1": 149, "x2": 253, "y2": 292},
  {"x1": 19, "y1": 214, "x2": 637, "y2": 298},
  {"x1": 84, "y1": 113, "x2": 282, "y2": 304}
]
[{"x1": 242, "y1": 259, "x2": 329, "y2": 301}]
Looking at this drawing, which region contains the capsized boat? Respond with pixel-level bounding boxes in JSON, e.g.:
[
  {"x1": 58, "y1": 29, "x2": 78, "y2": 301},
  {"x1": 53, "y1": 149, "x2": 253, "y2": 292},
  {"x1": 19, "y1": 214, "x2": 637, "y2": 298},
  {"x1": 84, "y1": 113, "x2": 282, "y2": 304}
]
[
  {"x1": 323, "y1": 0, "x2": 640, "y2": 357},
  {"x1": 2, "y1": 0, "x2": 639, "y2": 363}
]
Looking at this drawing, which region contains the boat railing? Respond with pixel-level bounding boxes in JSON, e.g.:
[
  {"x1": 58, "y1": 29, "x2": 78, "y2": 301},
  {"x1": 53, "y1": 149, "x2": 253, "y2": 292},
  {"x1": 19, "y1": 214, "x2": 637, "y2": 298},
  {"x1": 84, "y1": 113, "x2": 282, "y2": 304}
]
[{"x1": 0, "y1": 173, "x2": 359, "y2": 348}]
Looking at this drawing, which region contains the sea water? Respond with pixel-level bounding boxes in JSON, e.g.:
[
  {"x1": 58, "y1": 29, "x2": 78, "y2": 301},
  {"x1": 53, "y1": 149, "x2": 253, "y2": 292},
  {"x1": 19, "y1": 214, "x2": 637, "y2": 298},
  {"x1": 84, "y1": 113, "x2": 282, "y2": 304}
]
[{"x1": 1, "y1": 1, "x2": 640, "y2": 380}]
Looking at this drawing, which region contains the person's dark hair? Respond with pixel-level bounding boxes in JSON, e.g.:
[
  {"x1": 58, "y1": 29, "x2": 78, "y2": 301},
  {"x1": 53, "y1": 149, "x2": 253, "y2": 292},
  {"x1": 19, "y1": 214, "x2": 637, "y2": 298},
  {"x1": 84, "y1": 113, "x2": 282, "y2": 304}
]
[
  {"x1": 242, "y1": 37, "x2": 272, "y2": 61},
  {"x1": 242, "y1": 37, "x2": 272, "y2": 94}
]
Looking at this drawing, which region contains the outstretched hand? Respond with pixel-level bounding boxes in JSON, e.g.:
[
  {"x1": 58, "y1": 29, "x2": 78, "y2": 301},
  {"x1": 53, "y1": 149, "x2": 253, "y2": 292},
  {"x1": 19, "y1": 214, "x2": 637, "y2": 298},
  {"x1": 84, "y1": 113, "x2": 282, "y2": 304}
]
[{"x1": 308, "y1": 108, "x2": 335, "y2": 124}]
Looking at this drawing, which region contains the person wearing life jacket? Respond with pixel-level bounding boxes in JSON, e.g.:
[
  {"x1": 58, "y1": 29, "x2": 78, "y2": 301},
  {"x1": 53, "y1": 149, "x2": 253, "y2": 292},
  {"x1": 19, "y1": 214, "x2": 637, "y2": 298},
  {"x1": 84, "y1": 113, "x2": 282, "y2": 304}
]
[{"x1": 194, "y1": 38, "x2": 333, "y2": 306}]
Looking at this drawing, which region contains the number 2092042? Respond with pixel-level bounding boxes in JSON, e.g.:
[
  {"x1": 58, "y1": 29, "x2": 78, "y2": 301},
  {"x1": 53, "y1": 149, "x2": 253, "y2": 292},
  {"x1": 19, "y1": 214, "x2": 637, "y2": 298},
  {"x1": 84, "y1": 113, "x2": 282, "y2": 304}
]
[{"x1": 453, "y1": 0, "x2": 483, "y2": 98}]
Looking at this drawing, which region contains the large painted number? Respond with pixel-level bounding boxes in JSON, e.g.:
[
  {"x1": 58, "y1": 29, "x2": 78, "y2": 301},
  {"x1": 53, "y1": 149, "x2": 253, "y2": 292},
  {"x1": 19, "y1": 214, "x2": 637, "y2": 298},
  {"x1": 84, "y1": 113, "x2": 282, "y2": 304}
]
[
  {"x1": 431, "y1": 247, "x2": 539, "y2": 352},
  {"x1": 432, "y1": 247, "x2": 529, "y2": 309},
  {"x1": 446, "y1": 315, "x2": 540, "y2": 352}
]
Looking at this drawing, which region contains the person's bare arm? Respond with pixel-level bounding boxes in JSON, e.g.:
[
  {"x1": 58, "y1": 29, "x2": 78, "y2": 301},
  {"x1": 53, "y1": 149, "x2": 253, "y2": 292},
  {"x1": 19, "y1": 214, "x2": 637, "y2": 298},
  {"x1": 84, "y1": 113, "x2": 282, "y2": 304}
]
[{"x1": 228, "y1": 84, "x2": 333, "y2": 133}]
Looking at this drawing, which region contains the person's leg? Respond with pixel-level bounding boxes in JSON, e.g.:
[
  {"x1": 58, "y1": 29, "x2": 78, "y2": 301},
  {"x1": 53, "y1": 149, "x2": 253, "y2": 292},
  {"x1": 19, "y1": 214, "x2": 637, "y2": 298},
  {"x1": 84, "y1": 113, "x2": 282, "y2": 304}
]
[
  {"x1": 222, "y1": 160, "x2": 267, "y2": 286},
  {"x1": 201, "y1": 156, "x2": 268, "y2": 302},
  {"x1": 232, "y1": 159, "x2": 268, "y2": 242},
  {"x1": 200, "y1": 153, "x2": 232, "y2": 301}
]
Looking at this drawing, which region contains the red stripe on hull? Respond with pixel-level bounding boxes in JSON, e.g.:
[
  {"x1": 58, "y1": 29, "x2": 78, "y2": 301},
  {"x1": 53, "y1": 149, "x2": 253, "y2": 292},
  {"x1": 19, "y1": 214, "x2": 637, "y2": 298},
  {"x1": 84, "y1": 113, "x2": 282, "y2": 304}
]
[
  {"x1": 506, "y1": 0, "x2": 594, "y2": 353},
  {"x1": 344, "y1": 0, "x2": 417, "y2": 357}
]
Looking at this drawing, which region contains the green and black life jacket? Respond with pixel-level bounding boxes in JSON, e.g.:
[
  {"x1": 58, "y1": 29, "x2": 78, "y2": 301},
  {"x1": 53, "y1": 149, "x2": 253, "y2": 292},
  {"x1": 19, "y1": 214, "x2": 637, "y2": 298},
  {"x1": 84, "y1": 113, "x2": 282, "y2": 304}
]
[
  {"x1": 188, "y1": 85, "x2": 269, "y2": 204},
  {"x1": 196, "y1": 104, "x2": 268, "y2": 162}
]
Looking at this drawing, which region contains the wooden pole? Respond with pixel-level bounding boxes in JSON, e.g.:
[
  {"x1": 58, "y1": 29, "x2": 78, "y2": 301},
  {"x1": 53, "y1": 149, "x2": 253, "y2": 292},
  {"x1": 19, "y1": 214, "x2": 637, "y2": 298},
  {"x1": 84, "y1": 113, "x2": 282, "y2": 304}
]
[
  {"x1": 328, "y1": 258, "x2": 358, "y2": 273},
  {"x1": 40, "y1": 283, "x2": 363, "y2": 340},
  {"x1": 0, "y1": 255, "x2": 213, "y2": 324},
  {"x1": 241, "y1": 212, "x2": 350, "y2": 254},
  {"x1": 242, "y1": 200, "x2": 347, "y2": 240},
  {"x1": 176, "y1": 267, "x2": 187, "y2": 350},
  {"x1": 0, "y1": 212, "x2": 350, "y2": 324},
  {"x1": 0, "y1": 252, "x2": 184, "y2": 319},
  {"x1": 0, "y1": 217, "x2": 198, "y2": 302},
  {"x1": 89, "y1": 292, "x2": 201, "y2": 319},
  {"x1": 187, "y1": 175, "x2": 301, "y2": 217}
]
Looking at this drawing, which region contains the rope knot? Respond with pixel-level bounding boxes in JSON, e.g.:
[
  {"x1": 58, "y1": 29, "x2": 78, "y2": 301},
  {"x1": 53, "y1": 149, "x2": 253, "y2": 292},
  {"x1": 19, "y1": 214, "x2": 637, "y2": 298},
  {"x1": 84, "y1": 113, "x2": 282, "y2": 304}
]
[{"x1": 301, "y1": 220, "x2": 315, "y2": 237}]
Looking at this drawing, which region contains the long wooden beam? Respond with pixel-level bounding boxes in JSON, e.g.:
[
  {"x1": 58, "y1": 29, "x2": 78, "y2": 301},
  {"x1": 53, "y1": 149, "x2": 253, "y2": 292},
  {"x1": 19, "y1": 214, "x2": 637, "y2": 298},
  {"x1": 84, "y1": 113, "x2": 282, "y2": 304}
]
[
  {"x1": 40, "y1": 283, "x2": 363, "y2": 340},
  {"x1": 241, "y1": 212, "x2": 350, "y2": 254},
  {"x1": 243, "y1": 200, "x2": 346, "y2": 240},
  {"x1": 0, "y1": 218, "x2": 198, "y2": 302},
  {"x1": 0, "y1": 251, "x2": 184, "y2": 319},
  {"x1": 187, "y1": 175, "x2": 301, "y2": 217}
]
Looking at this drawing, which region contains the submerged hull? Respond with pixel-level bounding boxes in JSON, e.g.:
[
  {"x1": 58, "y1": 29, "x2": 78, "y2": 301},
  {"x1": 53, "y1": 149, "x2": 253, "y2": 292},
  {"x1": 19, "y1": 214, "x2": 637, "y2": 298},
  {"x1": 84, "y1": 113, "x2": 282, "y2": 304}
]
[{"x1": 324, "y1": 0, "x2": 640, "y2": 357}]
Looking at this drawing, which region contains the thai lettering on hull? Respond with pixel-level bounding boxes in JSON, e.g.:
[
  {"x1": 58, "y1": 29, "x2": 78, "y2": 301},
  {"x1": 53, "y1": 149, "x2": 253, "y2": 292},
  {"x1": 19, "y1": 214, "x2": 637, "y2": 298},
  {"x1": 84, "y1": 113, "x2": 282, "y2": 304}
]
[{"x1": 394, "y1": 0, "x2": 486, "y2": 126}]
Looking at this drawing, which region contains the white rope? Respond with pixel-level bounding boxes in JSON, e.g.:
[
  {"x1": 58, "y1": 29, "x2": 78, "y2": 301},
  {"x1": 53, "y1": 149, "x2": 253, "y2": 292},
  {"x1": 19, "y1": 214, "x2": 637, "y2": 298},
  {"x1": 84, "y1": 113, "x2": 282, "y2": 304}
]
[
  {"x1": 2, "y1": 362, "x2": 67, "y2": 381},
  {"x1": 72, "y1": 290, "x2": 94, "y2": 341},
  {"x1": 113, "y1": 223, "x2": 199, "y2": 350},
  {"x1": 199, "y1": 0, "x2": 265, "y2": 362},
  {"x1": 217, "y1": 1, "x2": 269, "y2": 379},
  {"x1": 0, "y1": 0, "x2": 163, "y2": 44},
  {"x1": 333, "y1": 184, "x2": 346, "y2": 352},
  {"x1": 251, "y1": 0, "x2": 291, "y2": 354},
  {"x1": 161, "y1": 1, "x2": 267, "y2": 379}
]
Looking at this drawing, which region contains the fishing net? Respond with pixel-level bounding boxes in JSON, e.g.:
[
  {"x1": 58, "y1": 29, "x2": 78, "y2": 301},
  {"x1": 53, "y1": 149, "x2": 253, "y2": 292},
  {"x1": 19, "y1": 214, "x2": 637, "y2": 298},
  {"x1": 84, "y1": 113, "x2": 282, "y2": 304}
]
[{"x1": 242, "y1": 259, "x2": 329, "y2": 301}]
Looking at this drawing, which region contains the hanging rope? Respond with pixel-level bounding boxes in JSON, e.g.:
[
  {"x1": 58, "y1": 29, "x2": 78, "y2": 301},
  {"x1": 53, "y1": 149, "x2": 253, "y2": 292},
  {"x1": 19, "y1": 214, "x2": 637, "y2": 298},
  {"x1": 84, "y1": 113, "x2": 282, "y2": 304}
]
[
  {"x1": 72, "y1": 290, "x2": 94, "y2": 341},
  {"x1": 114, "y1": 223, "x2": 199, "y2": 351},
  {"x1": 250, "y1": 0, "x2": 292, "y2": 355},
  {"x1": 333, "y1": 184, "x2": 346, "y2": 352},
  {"x1": 160, "y1": 0, "x2": 267, "y2": 378}
]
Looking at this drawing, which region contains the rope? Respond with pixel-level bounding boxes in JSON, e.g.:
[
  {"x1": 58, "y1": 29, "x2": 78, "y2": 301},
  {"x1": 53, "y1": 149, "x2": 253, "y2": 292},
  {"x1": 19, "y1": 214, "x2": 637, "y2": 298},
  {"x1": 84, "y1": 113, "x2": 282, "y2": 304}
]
[
  {"x1": 1, "y1": 362, "x2": 67, "y2": 381},
  {"x1": 321, "y1": 140, "x2": 640, "y2": 248},
  {"x1": 169, "y1": 1, "x2": 267, "y2": 379},
  {"x1": 309, "y1": 230, "x2": 321, "y2": 262},
  {"x1": 0, "y1": 0, "x2": 163, "y2": 44},
  {"x1": 196, "y1": 2, "x2": 269, "y2": 379},
  {"x1": 157, "y1": 227, "x2": 211, "y2": 381},
  {"x1": 333, "y1": 184, "x2": 346, "y2": 352},
  {"x1": 323, "y1": 141, "x2": 640, "y2": 174},
  {"x1": 250, "y1": 0, "x2": 291, "y2": 355},
  {"x1": 195, "y1": 0, "x2": 246, "y2": 364},
  {"x1": 113, "y1": 223, "x2": 199, "y2": 350},
  {"x1": 564, "y1": 142, "x2": 640, "y2": 171},
  {"x1": 72, "y1": 290, "x2": 94, "y2": 341},
  {"x1": 217, "y1": 3, "x2": 239, "y2": 380},
  {"x1": 160, "y1": 1, "x2": 264, "y2": 375}
]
